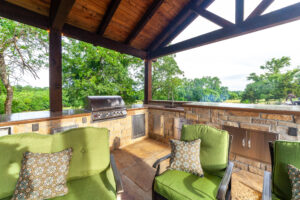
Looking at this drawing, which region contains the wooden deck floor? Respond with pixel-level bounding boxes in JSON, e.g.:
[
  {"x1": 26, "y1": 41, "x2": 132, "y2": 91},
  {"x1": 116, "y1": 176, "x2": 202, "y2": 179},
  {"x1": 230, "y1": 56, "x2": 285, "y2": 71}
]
[{"x1": 112, "y1": 139, "x2": 263, "y2": 200}]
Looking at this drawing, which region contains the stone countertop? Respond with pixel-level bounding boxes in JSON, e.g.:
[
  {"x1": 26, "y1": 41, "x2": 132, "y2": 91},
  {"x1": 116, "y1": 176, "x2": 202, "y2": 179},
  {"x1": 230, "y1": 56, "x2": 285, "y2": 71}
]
[
  {"x1": 0, "y1": 109, "x2": 90, "y2": 126},
  {"x1": 183, "y1": 102, "x2": 300, "y2": 115},
  {"x1": 0, "y1": 105, "x2": 148, "y2": 126},
  {"x1": 145, "y1": 104, "x2": 184, "y2": 112}
]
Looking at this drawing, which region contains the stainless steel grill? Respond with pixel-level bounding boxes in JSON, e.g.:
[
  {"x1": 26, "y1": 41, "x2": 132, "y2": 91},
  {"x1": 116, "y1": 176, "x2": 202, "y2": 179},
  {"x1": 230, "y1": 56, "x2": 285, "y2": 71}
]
[{"x1": 86, "y1": 96, "x2": 127, "y2": 121}]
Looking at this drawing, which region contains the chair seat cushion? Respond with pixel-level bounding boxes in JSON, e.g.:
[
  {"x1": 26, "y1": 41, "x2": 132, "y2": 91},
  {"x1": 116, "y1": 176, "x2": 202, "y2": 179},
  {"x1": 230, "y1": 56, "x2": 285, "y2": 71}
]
[
  {"x1": 52, "y1": 166, "x2": 116, "y2": 200},
  {"x1": 272, "y1": 193, "x2": 281, "y2": 200},
  {"x1": 154, "y1": 170, "x2": 222, "y2": 200}
]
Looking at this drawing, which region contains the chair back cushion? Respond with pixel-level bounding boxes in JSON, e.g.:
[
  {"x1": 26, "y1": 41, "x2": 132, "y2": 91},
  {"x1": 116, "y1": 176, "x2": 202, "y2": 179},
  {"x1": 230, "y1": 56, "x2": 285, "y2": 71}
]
[
  {"x1": 181, "y1": 124, "x2": 229, "y2": 176},
  {"x1": 273, "y1": 140, "x2": 300, "y2": 200},
  {"x1": 51, "y1": 127, "x2": 110, "y2": 180},
  {"x1": 0, "y1": 127, "x2": 110, "y2": 199},
  {"x1": 0, "y1": 133, "x2": 52, "y2": 199}
]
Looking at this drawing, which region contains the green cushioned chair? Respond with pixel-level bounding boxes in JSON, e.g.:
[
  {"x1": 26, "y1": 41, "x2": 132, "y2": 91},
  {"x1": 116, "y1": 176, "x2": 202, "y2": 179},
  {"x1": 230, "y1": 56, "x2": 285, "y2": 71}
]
[
  {"x1": 262, "y1": 140, "x2": 300, "y2": 200},
  {"x1": 0, "y1": 127, "x2": 123, "y2": 200},
  {"x1": 152, "y1": 124, "x2": 234, "y2": 200}
]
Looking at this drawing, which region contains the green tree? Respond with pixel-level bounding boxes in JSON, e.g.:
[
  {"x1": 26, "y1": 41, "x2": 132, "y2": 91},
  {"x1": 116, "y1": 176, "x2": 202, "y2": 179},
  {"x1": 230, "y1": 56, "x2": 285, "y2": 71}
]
[
  {"x1": 228, "y1": 91, "x2": 243, "y2": 100},
  {"x1": 0, "y1": 18, "x2": 48, "y2": 114},
  {"x1": 178, "y1": 77, "x2": 229, "y2": 102},
  {"x1": 242, "y1": 57, "x2": 300, "y2": 103},
  {"x1": 62, "y1": 39, "x2": 142, "y2": 107},
  {"x1": 152, "y1": 55, "x2": 184, "y2": 100}
]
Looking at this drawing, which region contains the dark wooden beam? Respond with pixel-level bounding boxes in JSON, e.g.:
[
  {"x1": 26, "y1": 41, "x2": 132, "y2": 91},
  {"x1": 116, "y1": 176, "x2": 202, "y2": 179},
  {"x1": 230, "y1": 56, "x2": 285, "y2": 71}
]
[
  {"x1": 49, "y1": 29, "x2": 62, "y2": 112},
  {"x1": 50, "y1": 0, "x2": 76, "y2": 30},
  {"x1": 0, "y1": 1, "x2": 48, "y2": 30},
  {"x1": 247, "y1": 0, "x2": 274, "y2": 20},
  {"x1": 235, "y1": 0, "x2": 244, "y2": 24},
  {"x1": 148, "y1": 3, "x2": 300, "y2": 59},
  {"x1": 63, "y1": 24, "x2": 147, "y2": 58},
  {"x1": 144, "y1": 60, "x2": 152, "y2": 104},
  {"x1": 0, "y1": 1, "x2": 147, "y2": 59},
  {"x1": 147, "y1": 0, "x2": 214, "y2": 52},
  {"x1": 125, "y1": 0, "x2": 164, "y2": 44},
  {"x1": 191, "y1": 8, "x2": 234, "y2": 28},
  {"x1": 97, "y1": 0, "x2": 121, "y2": 35}
]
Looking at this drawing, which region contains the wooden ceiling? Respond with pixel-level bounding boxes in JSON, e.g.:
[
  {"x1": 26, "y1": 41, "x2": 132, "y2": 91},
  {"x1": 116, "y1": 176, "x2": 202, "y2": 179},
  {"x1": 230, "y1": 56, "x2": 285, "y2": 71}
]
[
  {"x1": 3, "y1": 0, "x2": 191, "y2": 51},
  {"x1": 1, "y1": 0, "x2": 300, "y2": 59}
]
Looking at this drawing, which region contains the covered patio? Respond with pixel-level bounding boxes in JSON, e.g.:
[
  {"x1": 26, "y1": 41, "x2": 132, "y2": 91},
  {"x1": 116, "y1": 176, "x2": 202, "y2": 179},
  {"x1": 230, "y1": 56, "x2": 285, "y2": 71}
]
[
  {"x1": 1, "y1": 0, "x2": 300, "y2": 111},
  {"x1": 1, "y1": 0, "x2": 300, "y2": 200}
]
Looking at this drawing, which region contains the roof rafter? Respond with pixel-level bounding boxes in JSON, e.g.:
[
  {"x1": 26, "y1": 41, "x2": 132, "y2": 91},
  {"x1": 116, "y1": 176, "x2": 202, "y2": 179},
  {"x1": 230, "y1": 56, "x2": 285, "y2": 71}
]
[
  {"x1": 125, "y1": 0, "x2": 164, "y2": 45},
  {"x1": 191, "y1": 8, "x2": 234, "y2": 28},
  {"x1": 235, "y1": 0, "x2": 244, "y2": 24},
  {"x1": 0, "y1": 1, "x2": 147, "y2": 59},
  {"x1": 247, "y1": 0, "x2": 274, "y2": 20},
  {"x1": 50, "y1": 0, "x2": 76, "y2": 31},
  {"x1": 97, "y1": 0, "x2": 121, "y2": 35},
  {"x1": 148, "y1": 3, "x2": 300, "y2": 59},
  {"x1": 147, "y1": 0, "x2": 214, "y2": 52}
]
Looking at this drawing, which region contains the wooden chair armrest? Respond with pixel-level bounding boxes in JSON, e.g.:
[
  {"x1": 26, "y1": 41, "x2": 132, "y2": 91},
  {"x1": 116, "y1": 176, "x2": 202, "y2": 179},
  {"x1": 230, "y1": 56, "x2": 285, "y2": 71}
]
[
  {"x1": 110, "y1": 154, "x2": 124, "y2": 194},
  {"x1": 152, "y1": 153, "x2": 171, "y2": 176},
  {"x1": 262, "y1": 171, "x2": 272, "y2": 200},
  {"x1": 217, "y1": 161, "x2": 234, "y2": 200}
]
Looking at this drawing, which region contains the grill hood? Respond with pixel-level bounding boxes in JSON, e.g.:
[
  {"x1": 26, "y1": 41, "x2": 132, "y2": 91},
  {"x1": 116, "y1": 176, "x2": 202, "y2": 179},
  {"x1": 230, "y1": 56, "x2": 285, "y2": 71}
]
[
  {"x1": 86, "y1": 96, "x2": 127, "y2": 121},
  {"x1": 86, "y1": 96, "x2": 126, "y2": 111}
]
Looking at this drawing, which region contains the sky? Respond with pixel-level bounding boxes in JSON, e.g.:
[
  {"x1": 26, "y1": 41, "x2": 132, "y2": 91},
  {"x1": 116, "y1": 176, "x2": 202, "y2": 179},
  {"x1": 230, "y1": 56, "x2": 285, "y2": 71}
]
[
  {"x1": 172, "y1": 0, "x2": 300, "y2": 91},
  {"x1": 19, "y1": 0, "x2": 300, "y2": 91}
]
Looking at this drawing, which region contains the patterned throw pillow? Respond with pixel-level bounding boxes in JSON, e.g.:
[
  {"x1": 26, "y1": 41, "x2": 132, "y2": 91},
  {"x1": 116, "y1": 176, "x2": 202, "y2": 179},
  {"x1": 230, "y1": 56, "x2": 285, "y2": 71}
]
[
  {"x1": 169, "y1": 139, "x2": 203, "y2": 177},
  {"x1": 12, "y1": 148, "x2": 73, "y2": 200},
  {"x1": 288, "y1": 164, "x2": 300, "y2": 200}
]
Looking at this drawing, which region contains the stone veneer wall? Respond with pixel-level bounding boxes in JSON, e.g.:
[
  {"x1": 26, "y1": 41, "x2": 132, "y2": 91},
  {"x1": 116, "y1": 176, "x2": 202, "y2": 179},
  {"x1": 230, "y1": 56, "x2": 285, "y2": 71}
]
[
  {"x1": 4, "y1": 104, "x2": 300, "y2": 176},
  {"x1": 148, "y1": 106, "x2": 300, "y2": 176},
  {"x1": 7, "y1": 108, "x2": 148, "y2": 150}
]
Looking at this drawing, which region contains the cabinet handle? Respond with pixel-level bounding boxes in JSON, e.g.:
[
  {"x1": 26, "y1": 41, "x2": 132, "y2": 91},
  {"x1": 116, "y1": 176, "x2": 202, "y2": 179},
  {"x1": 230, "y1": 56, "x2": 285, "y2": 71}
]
[
  {"x1": 242, "y1": 138, "x2": 246, "y2": 148},
  {"x1": 248, "y1": 139, "x2": 251, "y2": 149}
]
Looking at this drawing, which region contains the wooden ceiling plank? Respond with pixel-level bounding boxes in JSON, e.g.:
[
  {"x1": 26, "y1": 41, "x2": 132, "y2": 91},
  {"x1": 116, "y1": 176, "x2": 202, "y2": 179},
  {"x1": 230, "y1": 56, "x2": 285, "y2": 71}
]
[
  {"x1": 147, "y1": 0, "x2": 214, "y2": 52},
  {"x1": 191, "y1": 8, "x2": 234, "y2": 27},
  {"x1": 0, "y1": 1, "x2": 146, "y2": 59},
  {"x1": 149, "y1": 2, "x2": 300, "y2": 59},
  {"x1": 97, "y1": 0, "x2": 121, "y2": 35},
  {"x1": 0, "y1": 0, "x2": 49, "y2": 30},
  {"x1": 246, "y1": 0, "x2": 274, "y2": 20},
  {"x1": 125, "y1": 0, "x2": 164, "y2": 45},
  {"x1": 63, "y1": 24, "x2": 147, "y2": 58},
  {"x1": 235, "y1": 0, "x2": 244, "y2": 24},
  {"x1": 50, "y1": 0, "x2": 76, "y2": 30}
]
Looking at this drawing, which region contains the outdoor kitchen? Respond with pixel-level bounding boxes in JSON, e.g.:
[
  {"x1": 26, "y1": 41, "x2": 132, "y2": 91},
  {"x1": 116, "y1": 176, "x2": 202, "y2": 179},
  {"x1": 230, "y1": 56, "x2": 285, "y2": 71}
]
[{"x1": 1, "y1": 97, "x2": 300, "y2": 178}]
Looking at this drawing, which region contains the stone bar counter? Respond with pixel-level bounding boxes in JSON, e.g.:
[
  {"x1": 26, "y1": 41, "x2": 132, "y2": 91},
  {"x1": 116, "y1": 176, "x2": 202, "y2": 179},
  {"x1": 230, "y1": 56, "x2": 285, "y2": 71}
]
[
  {"x1": 0, "y1": 105, "x2": 151, "y2": 149},
  {"x1": 147, "y1": 101, "x2": 300, "y2": 176},
  {"x1": 2, "y1": 101, "x2": 300, "y2": 176},
  {"x1": 0, "y1": 104, "x2": 183, "y2": 150}
]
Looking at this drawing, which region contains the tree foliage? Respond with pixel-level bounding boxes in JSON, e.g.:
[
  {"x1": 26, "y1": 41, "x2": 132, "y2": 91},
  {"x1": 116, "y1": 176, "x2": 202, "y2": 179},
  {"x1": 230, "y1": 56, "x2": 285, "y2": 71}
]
[
  {"x1": 241, "y1": 57, "x2": 300, "y2": 103},
  {"x1": 0, "y1": 17, "x2": 48, "y2": 114},
  {"x1": 62, "y1": 39, "x2": 142, "y2": 107},
  {"x1": 177, "y1": 77, "x2": 229, "y2": 102},
  {"x1": 0, "y1": 85, "x2": 49, "y2": 114}
]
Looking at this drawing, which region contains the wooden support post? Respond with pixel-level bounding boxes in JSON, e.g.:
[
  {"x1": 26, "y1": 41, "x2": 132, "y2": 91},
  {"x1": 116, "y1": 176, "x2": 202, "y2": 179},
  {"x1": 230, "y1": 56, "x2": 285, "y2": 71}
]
[
  {"x1": 144, "y1": 60, "x2": 152, "y2": 104},
  {"x1": 49, "y1": 29, "x2": 62, "y2": 112}
]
